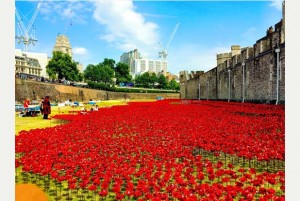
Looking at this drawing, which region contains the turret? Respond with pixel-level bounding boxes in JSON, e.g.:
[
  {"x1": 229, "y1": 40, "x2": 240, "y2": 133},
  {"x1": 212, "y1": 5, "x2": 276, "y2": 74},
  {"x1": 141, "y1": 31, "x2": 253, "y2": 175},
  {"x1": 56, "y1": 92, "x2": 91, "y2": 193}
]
[{"x1": 231, "y1": 45, "x2": 241, "y2": 57}]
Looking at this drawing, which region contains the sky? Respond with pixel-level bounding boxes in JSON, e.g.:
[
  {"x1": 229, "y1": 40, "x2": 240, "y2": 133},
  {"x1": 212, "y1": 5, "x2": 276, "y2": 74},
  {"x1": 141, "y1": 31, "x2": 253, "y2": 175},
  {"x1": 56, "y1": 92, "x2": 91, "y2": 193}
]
[{"x1": 15, "y1": 0, "x2": 283, "y2": 75}]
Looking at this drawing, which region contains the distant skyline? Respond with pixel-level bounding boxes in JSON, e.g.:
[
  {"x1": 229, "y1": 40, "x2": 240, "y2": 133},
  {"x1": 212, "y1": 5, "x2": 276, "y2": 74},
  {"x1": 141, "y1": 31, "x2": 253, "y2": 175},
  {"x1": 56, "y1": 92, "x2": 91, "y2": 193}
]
[{"x1": 15, "y1": 0, "x2": 283, "y2": 75}]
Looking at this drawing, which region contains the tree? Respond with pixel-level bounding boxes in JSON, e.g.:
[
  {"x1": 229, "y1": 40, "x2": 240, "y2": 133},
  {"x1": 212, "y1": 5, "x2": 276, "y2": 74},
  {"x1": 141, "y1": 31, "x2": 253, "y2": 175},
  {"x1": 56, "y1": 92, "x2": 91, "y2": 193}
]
[
  {"x1": 134, "y1": 72, "x2": 158, "y2": 88},
  {"x1": 102, "y1": 58, "x2": 116, "y2": 70},
  {"x1": 46, "y1": 51, "x2": 80, "y2": 81},
  {"x1": 135, "y1": 72, "x2": 150, "y2": 88},
  {"x1": 98, "y1": 64, "x2": 114, "y2": 84},
  {"x1": 157, "y1": 74, "x2": 168, "y2": 89},
  {"x1": 83, "y1": 60, "x2": 115, "y2": 84},
  {"x1": 84, "y1": 64, "x2": 100, "y2": 82},
  {"x1": 78, "y1": 73, "x2": 84, "y2": 82},
  {"x1": 150, "y1": 73, "x2": 158, "y2": 88},
  {"x1": 115, "y1": 62, "x2": 132, "y2": 84},
  {"x1": 168, "y1": 78, "x2": 180, "y2": 90}
]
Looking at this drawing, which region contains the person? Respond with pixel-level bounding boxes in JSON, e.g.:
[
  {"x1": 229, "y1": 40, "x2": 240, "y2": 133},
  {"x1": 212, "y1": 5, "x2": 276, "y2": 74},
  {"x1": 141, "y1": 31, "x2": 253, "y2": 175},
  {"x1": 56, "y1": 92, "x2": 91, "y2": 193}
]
[
  {"x1": 23, "y1": 98, "x2": 30, "y2": 110},
  {"x1": 94, "y1": 105, "x2": 99, "y2": 111},
  {"x1": 41, "y1": 96, "x2": 51, "y2": 119},
  {"x1": 23, "y1": 98, "x2": 31, "y2": 116},
  {"x1": 80, "y1": 107, "x2": 87, "y2": 115}
]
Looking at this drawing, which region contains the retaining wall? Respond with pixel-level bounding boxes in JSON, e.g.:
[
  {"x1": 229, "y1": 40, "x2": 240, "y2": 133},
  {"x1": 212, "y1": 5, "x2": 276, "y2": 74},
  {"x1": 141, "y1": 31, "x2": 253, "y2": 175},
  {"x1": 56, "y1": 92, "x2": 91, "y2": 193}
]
[{"x1": 15, "y1": 79, "x2": 179, "y2": 102}]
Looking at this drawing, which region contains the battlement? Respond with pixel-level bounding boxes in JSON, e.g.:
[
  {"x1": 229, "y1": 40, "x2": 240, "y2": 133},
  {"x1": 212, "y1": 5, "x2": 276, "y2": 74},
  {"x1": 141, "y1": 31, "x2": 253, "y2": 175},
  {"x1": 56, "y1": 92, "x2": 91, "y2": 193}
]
[
  {"x1": 231, "y1": 45, "x2": 241, "y2": 57},
  {"x1": 231, "y1": 45, "x2": 241, "y2": 50},
  {"x1": 216, "y1": 53, "x2": 231, "y2": 59},
  {"x1": 217, "y1": 53, "x2": 231, "y2": 65}
]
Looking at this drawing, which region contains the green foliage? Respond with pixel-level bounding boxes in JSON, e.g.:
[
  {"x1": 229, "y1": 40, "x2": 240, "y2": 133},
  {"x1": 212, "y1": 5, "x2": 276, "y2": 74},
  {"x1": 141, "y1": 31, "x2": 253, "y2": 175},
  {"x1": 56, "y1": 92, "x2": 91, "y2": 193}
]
[
  {"x1": 134, "y1": 72, "x2": 157, "y2": 88},
  {"x1": 87, "y1": 81, "x2": 112, "y2": 91},
  {"x1": 46, "y1": 51, "x2": 80, "y2": 81},
  {"x1": 99, "y1": 64, "x2": 115, "y2": 84},
  {"x1": 84, "y1": 59, "x2": 115, "y2": 84},
  {"x1": 157, "y1": 74, "x2": 168, "y2": 89},
  {"x1": 115, "y1": 62, "x2": 132, "y2": 84},
  {"x1": 134, "y1": 72, "x2": 180, "y2": 90},
  {"x1": 114, "y1": 87, "x2": 178, "y2": 93},
  {"x1": 168, "y1": 78, "x2": 180, "y2": 90},
  {"x1": 78, "y1": 73, "x2": 84, "y2": 82},
  {"x1": 102, "y1": 58, "x2": 116, "y2": 69},
  {"x1": 84, "y1": 64, "x2": 99, "y2": 82}
]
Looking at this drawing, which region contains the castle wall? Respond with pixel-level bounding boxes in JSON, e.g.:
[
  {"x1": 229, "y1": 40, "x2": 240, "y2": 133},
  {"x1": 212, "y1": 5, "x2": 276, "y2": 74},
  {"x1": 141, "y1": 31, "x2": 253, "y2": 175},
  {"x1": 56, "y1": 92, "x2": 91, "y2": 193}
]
[{"x1": 180, "y1": 20, "x2": 285, "y2": 104}]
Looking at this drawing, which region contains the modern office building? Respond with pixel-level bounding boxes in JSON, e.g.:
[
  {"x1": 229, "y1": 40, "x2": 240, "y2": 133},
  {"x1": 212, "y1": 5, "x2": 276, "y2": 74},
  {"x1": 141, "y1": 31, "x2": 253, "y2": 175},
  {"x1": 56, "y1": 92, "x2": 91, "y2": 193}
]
[{"x1": 120, "y1": 49, "x2": 168, "y2": 77}]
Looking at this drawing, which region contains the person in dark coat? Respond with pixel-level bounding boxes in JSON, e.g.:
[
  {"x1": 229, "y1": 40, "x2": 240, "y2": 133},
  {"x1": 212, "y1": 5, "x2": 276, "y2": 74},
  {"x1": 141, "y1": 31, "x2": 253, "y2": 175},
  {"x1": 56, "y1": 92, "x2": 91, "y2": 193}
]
[{"x1": 41, "y1": 96, "x2": 51, "y2": 119}]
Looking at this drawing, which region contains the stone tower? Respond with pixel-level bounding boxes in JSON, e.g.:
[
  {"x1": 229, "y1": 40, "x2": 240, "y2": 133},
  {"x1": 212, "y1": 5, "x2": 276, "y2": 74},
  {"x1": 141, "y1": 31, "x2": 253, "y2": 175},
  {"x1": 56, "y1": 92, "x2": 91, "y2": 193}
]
[
  {"x1": 216, "y1": 53, "x2": 231, "y2": 66},
  {"x1": 231, "y1": 45, "x2": 241, "y2": 57},
  {"x1": 53, "y1": 34, "x2": 72, "y2": 57}
]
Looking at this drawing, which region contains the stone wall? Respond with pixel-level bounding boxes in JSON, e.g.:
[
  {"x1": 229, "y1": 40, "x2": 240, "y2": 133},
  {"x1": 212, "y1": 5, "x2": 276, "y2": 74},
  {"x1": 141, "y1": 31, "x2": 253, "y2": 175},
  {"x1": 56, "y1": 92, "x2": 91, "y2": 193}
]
[
  {"x1": 15, "y1": 79, "x2": 179, "y2": 102},
  {"x1": 180, "y1": 19, "x2": 285, "y2": 104}
]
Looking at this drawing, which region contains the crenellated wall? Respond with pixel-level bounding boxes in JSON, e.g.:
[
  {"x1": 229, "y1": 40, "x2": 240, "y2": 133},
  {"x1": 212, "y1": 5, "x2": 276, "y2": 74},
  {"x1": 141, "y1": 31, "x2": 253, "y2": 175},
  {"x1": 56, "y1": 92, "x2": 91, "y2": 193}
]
[{"x1": 180, "y1": 16, "x2": 285, "y2": 104}]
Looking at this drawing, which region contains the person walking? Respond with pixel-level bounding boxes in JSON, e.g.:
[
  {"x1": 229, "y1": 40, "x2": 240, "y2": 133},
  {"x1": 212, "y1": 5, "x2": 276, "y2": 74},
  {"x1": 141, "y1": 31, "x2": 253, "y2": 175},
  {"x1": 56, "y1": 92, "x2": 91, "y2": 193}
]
[{"x1": 41, "y1": 96, "x2": 51, "y2": 119}]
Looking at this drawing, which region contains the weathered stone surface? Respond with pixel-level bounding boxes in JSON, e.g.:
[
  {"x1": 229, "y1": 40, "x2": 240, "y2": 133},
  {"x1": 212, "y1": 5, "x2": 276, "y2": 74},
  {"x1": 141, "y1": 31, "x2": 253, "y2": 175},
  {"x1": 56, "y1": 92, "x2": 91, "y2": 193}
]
[
  {"x1": 15, "y1": 79, "x2": 179, "y2": 102},
  {"x1": 180, "y1": 21, "x2": 285, "y2": 104}
]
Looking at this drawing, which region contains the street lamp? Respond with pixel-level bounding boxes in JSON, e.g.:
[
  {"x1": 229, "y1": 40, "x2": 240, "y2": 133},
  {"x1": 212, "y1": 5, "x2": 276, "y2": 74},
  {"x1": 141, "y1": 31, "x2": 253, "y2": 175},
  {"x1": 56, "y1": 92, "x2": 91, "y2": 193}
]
[
  {"x1": 242, "y1": 62, "x2": 245, "y2": 103},
  {"x1": 207, "y1": 80, "x2": 209, "y2": 101},
  {"x1": 275, "y1": 47, "x2": 280, "y2": 105},
  {"x1": 198, "y1": 83, "x2": 201, "y2": 100},
  {"x1": 228, "y1": 69, "x2": 231, "y2": 102}
]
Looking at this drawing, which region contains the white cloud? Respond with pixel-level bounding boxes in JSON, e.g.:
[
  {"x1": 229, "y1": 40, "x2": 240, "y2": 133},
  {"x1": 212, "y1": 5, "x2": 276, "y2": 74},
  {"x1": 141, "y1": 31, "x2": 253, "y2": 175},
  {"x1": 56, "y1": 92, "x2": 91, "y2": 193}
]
[
  {"x1": 269, "y1": 0, "x2": 284, "y2": 10},
  {"x1": 39, "y1": 1, "x2": 92, "y2": 25},
  {"x1": 73, "y1": 47, "x2": 88, "y2": 55},
  {"x1": 92, "y1": 0, "x2": 160, "y2": 58}
]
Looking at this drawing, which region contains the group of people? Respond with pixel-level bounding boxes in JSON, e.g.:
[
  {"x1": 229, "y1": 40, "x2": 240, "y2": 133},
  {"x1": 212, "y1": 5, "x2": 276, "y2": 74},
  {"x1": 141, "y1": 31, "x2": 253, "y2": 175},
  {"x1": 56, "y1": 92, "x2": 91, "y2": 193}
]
[
  {"x1": 21, "y1": 96, "x2": 51, "y2": 119},
  {"x1": 22, "y1": 96, "x2": 101, "y2": 118},
  {"x1": 80, "y1": 105, "x2": 99, "y2": 115}
]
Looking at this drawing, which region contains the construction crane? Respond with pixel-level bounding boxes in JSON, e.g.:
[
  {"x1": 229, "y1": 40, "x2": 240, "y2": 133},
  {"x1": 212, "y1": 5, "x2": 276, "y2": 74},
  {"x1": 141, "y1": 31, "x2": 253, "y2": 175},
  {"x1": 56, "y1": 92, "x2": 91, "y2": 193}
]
[
  {"x1": 63, "y1": 9, "x2": 73, "y2": 35},
  {"x1": 159, "y1": 23, "x2": 180, "y2": 61},
  {"x1": 15, "y1": 1, "x2": 43, "y2": 52}
]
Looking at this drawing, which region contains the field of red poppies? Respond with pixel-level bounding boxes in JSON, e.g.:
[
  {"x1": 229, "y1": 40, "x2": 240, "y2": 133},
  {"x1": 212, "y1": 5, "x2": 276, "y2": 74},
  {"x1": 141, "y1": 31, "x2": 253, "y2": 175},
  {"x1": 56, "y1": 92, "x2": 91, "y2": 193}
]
[{"x1": 15, "y1": 100, "x2": 285, "y2": 201}]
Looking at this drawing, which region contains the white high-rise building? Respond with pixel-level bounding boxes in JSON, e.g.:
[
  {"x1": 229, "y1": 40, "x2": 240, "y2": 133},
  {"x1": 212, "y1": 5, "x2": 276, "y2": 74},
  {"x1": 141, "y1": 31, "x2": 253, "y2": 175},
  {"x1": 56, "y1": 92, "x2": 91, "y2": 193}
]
[{"x1": 120, "y1": 49, "x2": 168, "y2": 78}]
